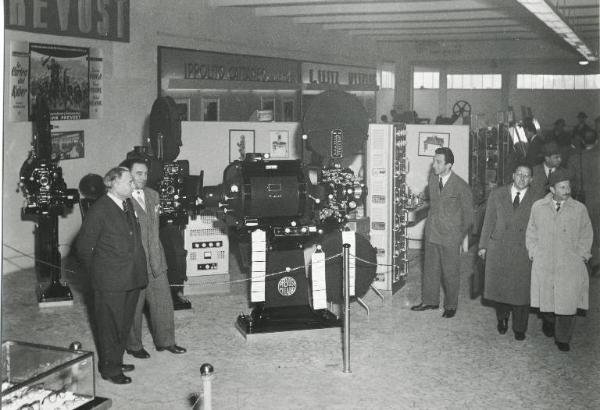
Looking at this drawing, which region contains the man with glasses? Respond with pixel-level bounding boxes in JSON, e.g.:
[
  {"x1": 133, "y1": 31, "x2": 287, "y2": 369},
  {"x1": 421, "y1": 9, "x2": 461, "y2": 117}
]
[{"x1": 478, "y1": 163, "x2": 535, "y2": 340}]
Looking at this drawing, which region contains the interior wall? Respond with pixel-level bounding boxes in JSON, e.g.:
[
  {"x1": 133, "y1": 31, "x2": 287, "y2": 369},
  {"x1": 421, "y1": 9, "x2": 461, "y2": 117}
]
[
  {"x1": 179, "y1": 121, "x2": 301, "y2": 186},
  {"x1": 411, "y1": 59, "x2": 599, "y2": 131},
  {"x1": 2, "y1": 0, "x2": 383, "y2": 273}
]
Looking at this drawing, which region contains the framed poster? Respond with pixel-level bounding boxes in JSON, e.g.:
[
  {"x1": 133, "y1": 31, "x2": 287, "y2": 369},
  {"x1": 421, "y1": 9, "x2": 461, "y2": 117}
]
[
  {"x1": 229, "y1": 130, "x2": 255, "y2": 162},
  {"x1": 269, "y1": 130, "x2": 289, "y2": 158},
  {"x1": 418, "y1": 131, "x2": 450, "y2": 157},
  {"x1": 51, "y1": 131, "x2": 84, "y2": 160},
  {"x1": 29, "y1": 43, "x2": 90, "y2": 121}
]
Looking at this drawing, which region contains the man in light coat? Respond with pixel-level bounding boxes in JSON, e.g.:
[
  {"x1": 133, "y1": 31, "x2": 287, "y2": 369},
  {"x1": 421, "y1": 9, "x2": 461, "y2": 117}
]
[
  {"x1": 478, "y1": 163, "x2": 535, "y2": 340},
  {"x1": 121, "y1": 158, "x2": 186, "y2": 358},
  {"x1": 526, "y1": 168, "x2": 592, "y2": 352}
]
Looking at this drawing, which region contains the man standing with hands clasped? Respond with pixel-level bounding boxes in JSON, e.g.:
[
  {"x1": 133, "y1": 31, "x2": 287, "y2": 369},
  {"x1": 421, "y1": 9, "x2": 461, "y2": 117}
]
[
  {"x1": 526, "y1": 169, "x2": 592, "y2": 352},
  {"x1": 77, "y1": 167, "x2": 148, "y2": 384},
  {"x1": 412, "y1": 147, "x2": 473, "y2": 318},
  {"x1": 478, "y1": 163, "x2": 535, "y2": 340},
  {"x1": 120, "y1": 158, "x2": 186, "y2": 359}
]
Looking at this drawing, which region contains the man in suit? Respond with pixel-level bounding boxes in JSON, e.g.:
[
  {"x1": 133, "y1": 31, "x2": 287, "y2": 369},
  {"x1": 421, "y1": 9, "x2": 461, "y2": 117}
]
[
  {"x1": 121, "y1": 158, "x2": 186, "y2": 358},
  {"x1": 526, "y1": 169, "x2": 592, "y2": 352},
  {"x1": 412, "y1": 147, "x2": 473, "y2": 318},
  {"x1": 572, "y1": 111, "x2": 592, "y2": 150},
  {"x1": 77, "y1": 167, "x2": 148, "y2": 384},
  {"x1": 530, "y1": 141, "x2": 565, "y2": 199},
  {"x1": 478, "y1": 163, "x2": 535, "y2": 340},
  {"x1": 524, "y1": 117, "x2": 545, "y2": 167}
]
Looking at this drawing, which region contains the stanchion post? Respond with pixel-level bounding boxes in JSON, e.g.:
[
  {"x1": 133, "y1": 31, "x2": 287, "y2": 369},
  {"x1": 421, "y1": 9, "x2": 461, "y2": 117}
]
[
  {"x1": 200, "y1": 363, "x2": 214, "y2": 410},
  {"x1": 342, "y1": 243, "x2": 351, "y2": 374}
]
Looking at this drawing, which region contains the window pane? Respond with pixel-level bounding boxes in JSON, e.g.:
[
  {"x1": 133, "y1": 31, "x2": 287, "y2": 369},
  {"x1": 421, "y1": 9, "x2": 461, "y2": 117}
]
[
  {"x1": 482, "y1": 74, "x2": 493, "y2": 89},
  {"x1": 433, "y1": 72, "x2": 440, "y2": 88},
  {"x1": 574, "y1": 75, "x2": 585, "y2": 89},
  {"x1": 414, "y1": 72, "x2": 424, "y2": 88},
  {"x1": 462, "y1": 74, "x2": 472, "y2": 89},
  {"x1": 564, "y1": 75, "x2": 574, "y2": 89},
  {"x1": 585, "y1": 74, "x2": 600, "y2": 89},
  {"x1": 493, "y1": 74, "x2": 502, "y2": 89},
  {"x1": 543, "y1": 75, "x2": 554, "y2": 89},
  {"x1": 533, "y1": 75, "x2": 544, "y2": 89}
]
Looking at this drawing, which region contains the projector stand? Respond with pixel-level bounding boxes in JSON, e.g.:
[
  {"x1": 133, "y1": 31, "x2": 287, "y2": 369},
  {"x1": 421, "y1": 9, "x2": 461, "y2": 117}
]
[{"x1": 236, "y1": 304, "x2": 341, "y2": 336}]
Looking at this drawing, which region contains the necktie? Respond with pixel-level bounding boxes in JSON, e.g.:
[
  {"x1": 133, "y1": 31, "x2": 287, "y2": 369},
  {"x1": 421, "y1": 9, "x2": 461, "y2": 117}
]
[
  {"x1": 134, "y1": 190, "x2": 146, "y2": 210},
  {"x1": 513, "y1": 191, "x2": 520, "y2": 209},
  {"x1": 439, "y1": 177, "x2": 443, "y2": 192},
  {"x1": 122, "y1": 199, "x2": 135, "y2": 228},
  {"x1": 556, "y1": 202, "x2": 561, "y2": 212}
]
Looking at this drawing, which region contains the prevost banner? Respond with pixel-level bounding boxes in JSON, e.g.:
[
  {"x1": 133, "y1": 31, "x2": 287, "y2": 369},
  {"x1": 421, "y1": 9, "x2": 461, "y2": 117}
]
[
  {"x1": 301, "y1": 62, "x2": 377, "y2": 88},
  {"x1": 5, "y1": 0, "x2": 130, "y2": 42},
  {"x1": 159, "y1": 47, "x2": 301, "y2": 91}
]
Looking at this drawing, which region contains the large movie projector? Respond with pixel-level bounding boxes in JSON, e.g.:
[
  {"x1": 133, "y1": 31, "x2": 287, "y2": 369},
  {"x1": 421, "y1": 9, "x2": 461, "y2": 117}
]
[
  {"x1": 206, "y1": 91, "x2": 377, "y2": 335},
  {"x1": 18, "y1": 96, "x2": 79, "y2": 305}
]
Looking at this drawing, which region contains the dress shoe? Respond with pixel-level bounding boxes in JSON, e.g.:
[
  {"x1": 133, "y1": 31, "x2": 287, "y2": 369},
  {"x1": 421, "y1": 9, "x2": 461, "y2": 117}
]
[
  {"x1": 121, "y1": 364, "x2": 135, "y2": 372},
  {"x1": 156, "y1": 344, "x2": 187, "y2": 354},
  {"x1": 542, "y1": 322, "x2": 554, "y2": 337},
  {"x1": 410, "y1": 303, "x2": 439, "y2": 311},
  {"x1": 514, "y1": 331, "x2": 526, "y2": 341},
  {"x1": 101, "y1": 373, "x2": 132, "y2": 384},
  {"x1": 442, "y1": 309, "x2": 456, "y2": 318},
  {"x1": 173, "y1": 295, "x2": 192, "y2": 311},
  {"x1": 497, "y1": 318, "x2": 508, "y2": 334},
  {"x1": 556, "y1": 341, "x2": 570, "y2": 352},
  {"x1": 126, "y1": 348, "x2": 150, "y2": 359}
]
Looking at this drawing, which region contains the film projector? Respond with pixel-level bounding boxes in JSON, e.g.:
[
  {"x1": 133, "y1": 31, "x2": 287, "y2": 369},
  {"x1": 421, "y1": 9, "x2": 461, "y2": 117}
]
[
  {"x1": 18, "y1": 96, "x2": 80, "y2": 305},
  {"x1": 204, "y1": 91, "x2": 378, "y2": 336}
]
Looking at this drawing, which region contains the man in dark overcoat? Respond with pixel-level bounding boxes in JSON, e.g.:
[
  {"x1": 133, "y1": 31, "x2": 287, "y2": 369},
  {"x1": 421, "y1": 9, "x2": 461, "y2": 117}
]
[
  {"x1": 77, "y1": 167, "x2": 148, "y2": 384},
  {"x1": 411, "y1": 147, "x2": 473, "y2": 318},
  {"x1": 530, "y1": 142, "x2": 564, "y2": 199},
  {"x1": 478, "y1": 163, "x2": 535, "y2": 340}
]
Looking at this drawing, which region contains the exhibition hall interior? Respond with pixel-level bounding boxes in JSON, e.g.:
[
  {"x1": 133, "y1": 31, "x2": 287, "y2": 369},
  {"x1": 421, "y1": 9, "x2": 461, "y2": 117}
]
[{"x1": 2, "y1": 0, "x2": 600, "y2": 409}]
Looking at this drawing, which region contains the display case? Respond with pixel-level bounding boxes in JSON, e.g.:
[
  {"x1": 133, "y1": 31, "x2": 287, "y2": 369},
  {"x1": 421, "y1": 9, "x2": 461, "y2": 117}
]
[
  {"x1": 367, "y1": 123, "x2": 411, "y2": 293},
  {"x1": 2, "y1": 341, "x2": 98, "y2": 410}
]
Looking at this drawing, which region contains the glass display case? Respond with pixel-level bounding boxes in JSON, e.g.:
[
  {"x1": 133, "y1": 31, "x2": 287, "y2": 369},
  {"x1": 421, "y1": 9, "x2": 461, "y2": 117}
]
[{"x1": 2, "y1": 341, "x2": 96, "y2": 410}]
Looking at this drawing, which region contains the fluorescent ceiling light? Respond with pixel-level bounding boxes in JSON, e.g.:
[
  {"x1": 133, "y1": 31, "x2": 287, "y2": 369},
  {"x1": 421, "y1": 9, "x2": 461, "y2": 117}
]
[{"x1": 516, "y1": 0, "x2": 598, "y2": 61}]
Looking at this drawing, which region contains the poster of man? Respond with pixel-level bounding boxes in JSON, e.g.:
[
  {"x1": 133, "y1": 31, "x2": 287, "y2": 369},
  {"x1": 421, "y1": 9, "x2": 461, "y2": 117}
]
[{"x1": 29, "y1": 43, "x2": 90, "y2": 121}]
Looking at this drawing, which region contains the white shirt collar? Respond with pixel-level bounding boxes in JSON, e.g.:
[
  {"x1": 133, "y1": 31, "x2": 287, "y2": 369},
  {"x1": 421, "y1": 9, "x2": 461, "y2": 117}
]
[
  {"x1": 439, "y1": 171, "x2": 452, "y2": 186},
  {"x1": 107, "y1": 192, "x2": 125, "y2": 210},
  {"x1": 511, "y1": 184, "x2": 528, "y2": 200}
]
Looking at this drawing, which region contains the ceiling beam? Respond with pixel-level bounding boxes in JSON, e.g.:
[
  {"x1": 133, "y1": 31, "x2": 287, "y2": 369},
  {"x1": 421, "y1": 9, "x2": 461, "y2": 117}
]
[
  {"x1": 253, "y1": 2, "x2": 507, "y2": 17},
  {"x1": 293, "y1": 10, "x2": 511, "y2": 23},
  {"x1": 345, "y1": 27, "x2": 531, "y2": 35},
  {"x1": 321, "y1": 21, "x2": 521, "y2": 30}
]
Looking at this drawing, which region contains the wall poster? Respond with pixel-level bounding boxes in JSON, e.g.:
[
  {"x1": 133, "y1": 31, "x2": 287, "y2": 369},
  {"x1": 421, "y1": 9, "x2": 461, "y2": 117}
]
[
  {"x1": 8, "y1": 41, "x2": 30, "y2": 121},
  {"x1": 29, "y1": 43, "x2": 90, "y2": 121},
  {"x1": 269, "y1": 130, "x2": 289, "y2": 158},
  {"x1": 51, "y1": 130, "x2": 84, "y2": 160},
  {"x1": 229, "y1": 130, "x2": 255, "y2": 162},
  {"x1": 418, "y1": 131, "x2": 450, "y2": 157}
]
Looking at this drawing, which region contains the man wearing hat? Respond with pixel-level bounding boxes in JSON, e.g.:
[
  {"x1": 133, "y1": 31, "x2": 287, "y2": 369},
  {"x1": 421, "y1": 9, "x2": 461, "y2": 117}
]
[
  {"x1": 568, "y1": 128, "x2": 600, "y2": 276},
  {"x1": 526, "y1": 168, "x2": 592, "y2": 352},
  {"x1": 530, "y1": 141, "x2": 567, "y2": 199},
  {"x1": 572, "y1": 112, "x2": 592, "y2": 150}
]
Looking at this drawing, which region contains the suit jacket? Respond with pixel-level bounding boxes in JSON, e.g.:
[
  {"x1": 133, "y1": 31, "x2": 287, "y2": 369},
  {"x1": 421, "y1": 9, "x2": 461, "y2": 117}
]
[
  {"x1": 525, "y1": 135, "x2": 545, "y2": 167},
  {"x1": 131, "y1": 187, "x2": 168, "y2": 278},
  {"x1": 479, "y1": 184, "x2": 534, "y2": 305},
  {"x1": 76, "y1": 195, "x2": 148, "y2": 292},
  {"x1": 425, "y1": 172, "x2": 474, "y2": 248}
]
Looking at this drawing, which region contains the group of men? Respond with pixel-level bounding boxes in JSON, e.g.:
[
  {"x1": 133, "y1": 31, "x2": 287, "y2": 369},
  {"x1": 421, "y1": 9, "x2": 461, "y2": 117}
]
[
  {"x1": 411, "y1": 139, "x2": 595, "y2": 352},
  {"x1": 77, "y1": 159, "x2": 186, "y2": 385}
]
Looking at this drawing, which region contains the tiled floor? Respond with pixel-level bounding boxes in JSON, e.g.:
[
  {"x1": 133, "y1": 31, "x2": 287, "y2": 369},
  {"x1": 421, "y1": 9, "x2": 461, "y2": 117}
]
[{"x1": 2, "y1": 248, "x2": 599, "y2": 410}]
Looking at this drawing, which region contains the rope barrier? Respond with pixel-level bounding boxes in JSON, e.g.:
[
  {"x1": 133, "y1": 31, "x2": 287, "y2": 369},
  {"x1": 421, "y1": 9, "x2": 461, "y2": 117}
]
[{"x1": 2, "y1": 243, "x2": 423, "y2": 288}]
